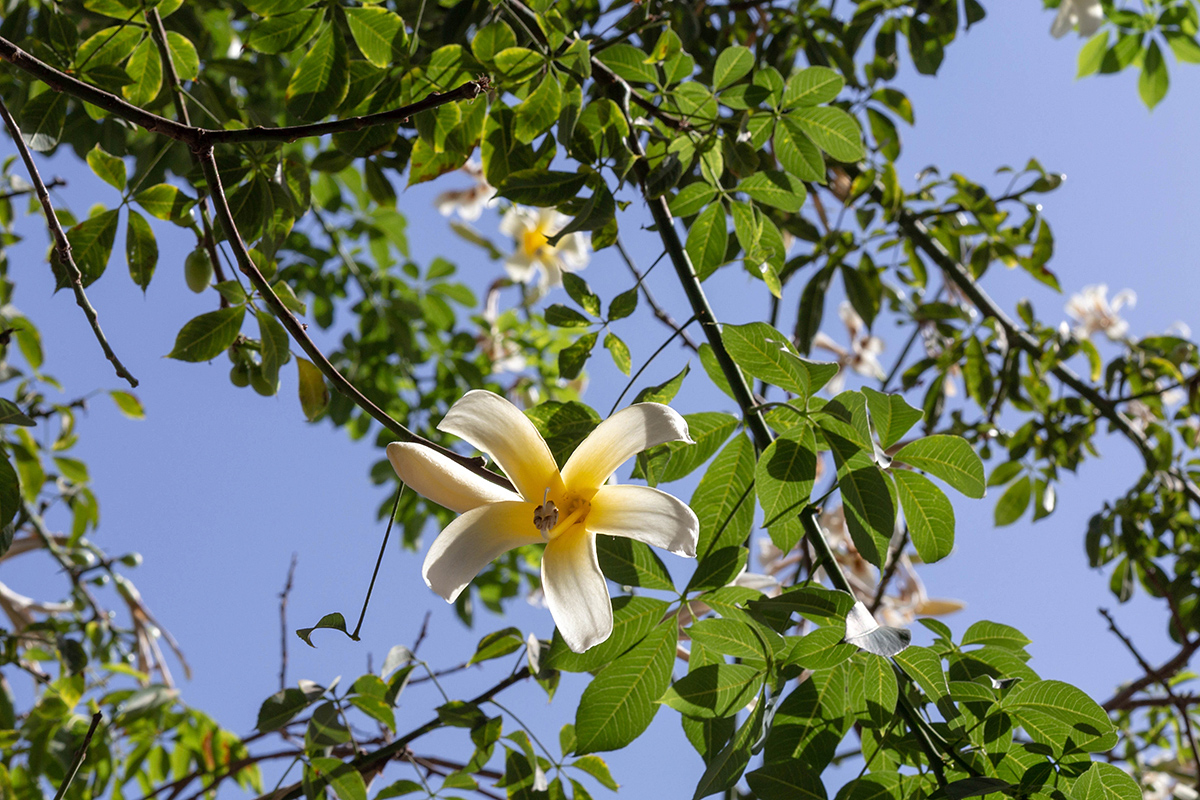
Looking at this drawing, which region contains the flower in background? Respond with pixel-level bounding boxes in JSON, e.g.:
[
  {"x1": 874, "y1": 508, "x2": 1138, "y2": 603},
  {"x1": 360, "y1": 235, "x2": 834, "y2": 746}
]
[
  {"x1": 1050, "y1": 0, "x2": 1104, "y2": 38},
  {"x1": 499, "y1": 206, "x2": 589, "y2": 289},
  {"x1": 812, "y1": 302, "x2": 885, "y2": 393},
  {"x1": 387, "y1": 390, "x2": 697, "y2": 653},
  {"x1": 1065, "y1": 284, "x2": 1135, "y2": 341},
  {"x1": 434, "y1": 159, "x2": 496, "y2": 221},
  {"x1": 478, "y1": 284, "x2": 525, "y2": 376}
]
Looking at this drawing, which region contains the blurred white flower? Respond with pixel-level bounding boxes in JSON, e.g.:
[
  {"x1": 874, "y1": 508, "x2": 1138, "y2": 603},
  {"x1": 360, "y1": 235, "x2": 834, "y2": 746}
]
[
  {"x1": 478, "y1": 285, "x2": 525, "y2": 375},
  {"x1": 1066, "y1": 284, "x2": 1135, "y2": 341},
  {"x1": 1050, "y1": 0, "x2": 1104, "y2": 38},
  {"x1": 435, "y1": 160, "x2": 496, "y2": 221},
  {"x1": 812, "y1": 302, "x2": 885, "y2": 394},
  {"x1": 499, "y1": 206, "x2": 589, "y2": 289}
]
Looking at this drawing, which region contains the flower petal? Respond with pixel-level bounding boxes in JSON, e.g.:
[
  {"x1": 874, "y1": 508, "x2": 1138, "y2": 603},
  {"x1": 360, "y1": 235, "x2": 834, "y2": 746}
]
[
  {"x1": 562, "y1": 403, "x2": 693, "y2": 492},
  {"x1": 542, "y1": 527, "x2": 612, "y2": 653},
  {"x1": 423, "y1": 501, "x2": 541, "y2": 602},
  {"x1": 387, "y1": 443, "x2": 522, "y2": 513},
  {"x1": 438, "y1": 390, "x2": 564, "y2": 502},
  {"x1": 587, "y1": 485, "x2": 698, "y2": 557}
]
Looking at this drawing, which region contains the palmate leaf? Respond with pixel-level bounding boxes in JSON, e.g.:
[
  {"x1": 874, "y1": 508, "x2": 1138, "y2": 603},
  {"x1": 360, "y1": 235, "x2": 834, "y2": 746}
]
[
  {"x1": 1071, "y1": 762, "x2": 1142, "y2": 800},
  {"x1": 1004, "y1": 679, "x2": 1117, "y2": 753},
  {"x1": 891, "y1": 469, "x2": 954, "y2": 563},
  {"x1": 546, "y1": 596, "x2": 668, "y2": 673},
  {"x1": 596, "y1": 535, "x2": 673, "y2": 591},
  {"x1": 573, "y1": 619, "x2": 676, "y2": 754},
  {"x1": 756, "y1": 423, "x2": 818, "y2": 527},
  {"x1": 893, "y1": 435, "x2": 986, "y2": 498},
  {"x1": 661, "y1": 663, "x2": 763, "y2": 719}
]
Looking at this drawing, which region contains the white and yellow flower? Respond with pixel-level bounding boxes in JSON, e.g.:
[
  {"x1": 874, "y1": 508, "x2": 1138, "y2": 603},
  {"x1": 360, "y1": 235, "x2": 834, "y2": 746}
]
[
  {"x1": 499, "y1": 206, "x2": 589, "y2": 289},
  {"x1": 387, "y1": 390, "x2": 698, "y2": 653},
  {"x1": 1065, "y1": 284, "x2": 1135, "y2": 341},
  {"x1": 434, "y1": 159, "x2": 496, "y2": 221}
]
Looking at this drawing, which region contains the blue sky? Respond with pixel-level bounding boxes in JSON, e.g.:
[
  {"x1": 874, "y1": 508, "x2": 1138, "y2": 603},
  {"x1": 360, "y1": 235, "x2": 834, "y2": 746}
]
[{"x1": 6, "y1": 2, "x2": 1200, "y2": 797}]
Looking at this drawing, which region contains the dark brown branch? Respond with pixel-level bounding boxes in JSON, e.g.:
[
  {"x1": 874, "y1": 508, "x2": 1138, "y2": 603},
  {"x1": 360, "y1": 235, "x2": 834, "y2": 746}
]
[
  {"x1": 1102, "y1": 635, "x2": 1200, "y2": 712},
  {"x1": 0, "y1": 97, "x2": 138, "y2": 387},
  {"x1": 0, "y1": 35, "x2": 485, "y2": 149},
  {"x1": 194, "y1": 147, "x2": 514, "y2": 491},
  {"x1": 54, "y1": 712, "x2": 103, "y2": 800},
  {"x1": 278, "y1": 554, "x2": 298, "y2": 691},
  {"x1": 249, "y1": 668, "x2": 532, "y2": 800}
]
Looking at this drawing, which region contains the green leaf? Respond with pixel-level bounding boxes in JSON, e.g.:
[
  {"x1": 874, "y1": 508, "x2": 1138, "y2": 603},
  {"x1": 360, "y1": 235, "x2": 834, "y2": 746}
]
[
  {"x1": 746, "y1": 760, "x2": 827, "y2": 800},
  {"x1": 783, "y1": 66, "x2": 844, "y2": 107},
  {"x1": 892, "y1": 435, "x2": 985, "y2": 498},
  {"x1": 893, "y1": 646, "x2": 949, "y2": 704},
  {"x1": 469, "y1": 627, "x2": 525, "y2": 664},
  {"x1": 472, "y1": 21, "x2": 517, "y2": 63},
  {"x1": 167, "y1": 306, "x2": 245, "y2": 362},
  {"x1": 670, "y1": 183, "x2": 717, "y2": 217},
  {"x1": 1077, "y1": 31, "x2": 1109, "y2": 78},
  {"x1": 296, "y1": 612, "x2": 352, "y2": 646},
  {"x1": 858, "y1": 653, "x2": 898, "y2": 728},
  {"x1": 603, "y1": 332, "x2": 631, "y2": 375},
  {"x1": 309, "y1": 756, "x2": 367, "y2": 800},
  {"x1": 514, "y1": 72, "x2": 562, "y2": 143},
  {"x1": 122, "y1": 37, "x2": 162, "y2": 107},
  {"x1": 108, "y1": 390, "x2": 144, "y2": 419},
  {"x1": 573, "y1": 620, "x2": 677, "y2": 753},
  {"x1": 818, "y1": 417, "x2": 894, "y2": 567},
  {"x1": 787, "y1": 106, "x2": 865, "y2": 162},
  {"x1": 19, "y1": 91, "x2": 67, "y2": 152},
  {"x1": 0, "y1": 399, "x2": 34, "y2": 428},
  {"x1": 242, "y1": 0, "x2": 314, "y2": 15},
  {"x1": 165, "y1": 32, "x2": 199, "y2": 80},
  {"x1": 594, "y1": 44, "x2": 657, "y2": 84},
  {"x1": 246, "y1": 10, "x2": 323, "y2": 55},
  {"x1": 499, "y1": 169, "x2": 588, "y2": 206},
  {"x1": 125, "y1": 209, "x2": 157, "y2": 291},
  {"x1": 737, "y1": 171, "x2": 807, "y2": 212},
  {"x1": 257, "y1": 311, "x2": 291, "y2": 392},
  {"x1": 789, "y1": 626, "x2": 856, "y2": 670},
  {"x1": 596, "y1": 535, "x2": 673, "y2": 591},
  {"x1": 256, "y1": 685, "x2": 323, "y2": 731},
  {"x1": 493, "y1": 47, "x2": 544, "y2": 83},
  {"x1": 692, "y1": 433, "x2": 756, "y2": 557},
  {"x1": 345, "y1": 6, "x2": 406, "y2": 68},
  {"x1": 1071, "y1": 762, "x2": 1142, "y2": 800},
  {"x1": 558, "y1": 331, "x2": 597, "y2": 380},
  {"x1": 562, "y1": 273, "x2": 601, "y2": 317},
  {"x1": 686, "y1": 618, "x2": 771, "y2": 660},
  {"x1": 67, "y1": 210, "x2": 120, "y2": 287},
  {"x1": 642, "y1": 412, "x2": 738, "y2": 485},
  {"x1": 135, "y1": 184, "x2": 194, "y2": 223},
  {"x1": 661, "y1": 663, "x2": 763, "y2": 719},
  {"x1": 1005, "y1": 679, "x2": 1117, "y2": 752},
  {"x1": 546, "y1": 304, "x2": 593, "y2": 327},
  {"x1": 633, "y1": 364, "x2": 689, "y2": 405},
  {"x1": 861, "y1": 387, "x2": 922, "y2": 449},
  {"x1": 570, "y1": 756, "x2": 618, "y2": 791},
  {"x1": 756, "y1": 423, "x2": 818, "y2": 526},
  {"x1": 686, "y1": 203, "x2": 728, "y2": 280},
  {"x1": 723, "y1": 321, "x2": 832, "y2": 401},
  {"x1": 547, "y1": 596, "x2": 669, "y2": 673},
  {"x1": 1138, "y1": 39, "x2": 1169, "y2": 109},
  {"x1": 713, "y1": 46, "x2": 754, "y2": 90},
  {"x1": 1165, "y1": 32, "x2": 1200, "y2": 64},
  {"x1": 961, "y1": 621, "x2": 1031, "y2": 651},
  {"x1": 87, "y1": 145, "x2": 126, "y2": 191},
  {"x1": 286, "y1": 25, "x2": 349, "y2": 121},
  {"x1": 690, "y1": 692, "x2": 764, "y2": 799},
  {"x1": 0, "y1": 455, "x2": 19, "y2": 530},
  {"x1": 891, "y1": 469, "x2": 954, "y2": 564},
  {"x1": 297, "y1": 357, "x2": 329, "y2": 421},
  {"x1": 993, "y1": 475, "x2": 1031, "y2": 527},
  {"x1": 774, "y1": 117, "x2": 824, "y2": 182}
]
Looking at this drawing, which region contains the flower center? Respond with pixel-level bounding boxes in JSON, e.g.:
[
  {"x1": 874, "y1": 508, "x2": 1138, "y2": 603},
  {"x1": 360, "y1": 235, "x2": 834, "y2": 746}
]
[
  {"x1": 533, "y1": 491, "x2": 590, "y2": 542},
  {"x1": 522, "y1": 227, "x2": 549, "y2": 257}
]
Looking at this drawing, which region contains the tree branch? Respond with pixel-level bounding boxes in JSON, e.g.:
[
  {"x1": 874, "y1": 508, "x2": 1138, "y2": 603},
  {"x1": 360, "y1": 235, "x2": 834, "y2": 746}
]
[
  {"x1": 613, "y1": 238, "x2": 699, "y2": 352},
  {"x1": 54, "y1": 712, "x2": 103, "y2": 800},
  {"x1": 0, "y1": 35, "x2": 485, "y2": 148},
  {"x1": 0, "y1": 97, "x2": 138, "y2": 387},
  {"x1": 194, "y1": 147, "x2": 513, "y2": 491}
]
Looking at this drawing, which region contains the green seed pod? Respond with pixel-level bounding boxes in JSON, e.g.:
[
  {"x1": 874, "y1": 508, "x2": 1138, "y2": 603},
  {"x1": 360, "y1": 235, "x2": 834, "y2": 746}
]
[
  {"x1": 230, "y1": 362, "x2": 250, "y2": 387},
  {"x1": 185, "y1": 248, "x2": 213, "y2": 293}
]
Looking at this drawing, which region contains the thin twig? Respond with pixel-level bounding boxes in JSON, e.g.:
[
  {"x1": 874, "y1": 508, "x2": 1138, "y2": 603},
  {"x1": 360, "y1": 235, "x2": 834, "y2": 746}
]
[
  {"x1": 412, "y1": 610, "x2": 432, "y2": 655},
  {"x1": 0, "y1": 97, "x2": 138, "y2": 387},
  {"x1": 614, "y1": 237, "x2": 699, "y2": 352},
  {"x1": 1102, "y1": 636, "x2": 1200, "y2": 712},
  {"x1": 54, "y1": 712, "x2": 103, "y2": 800},
  {"x1": 0, "y1": 176, "x2": 64, "y2": 201},
  {"x1": 608, "y1": 315, "x2": 697, "y2": 415},
  {"x1": 194, "y1": 146, "x2": 513, "y2": 491},
  {"x1": 351, "y1": 486, "x2": 404, "y2": 639},
  {"x1": 278, "y1": 554, "x2": 298, "y2": 691},
  {"x1": 869, "y1": 527, "x2": 909, "y2": 615}
]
